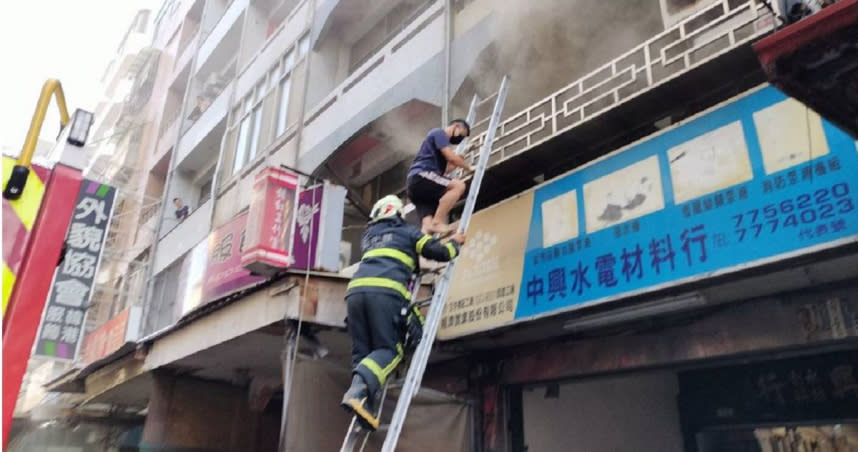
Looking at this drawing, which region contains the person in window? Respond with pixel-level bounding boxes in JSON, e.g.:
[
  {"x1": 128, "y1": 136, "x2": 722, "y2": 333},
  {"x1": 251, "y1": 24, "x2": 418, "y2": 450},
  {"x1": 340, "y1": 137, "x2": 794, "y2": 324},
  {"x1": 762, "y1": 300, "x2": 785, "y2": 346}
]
[{"x1": 173, "y1": 198, "x2": 190, "y2": 221}]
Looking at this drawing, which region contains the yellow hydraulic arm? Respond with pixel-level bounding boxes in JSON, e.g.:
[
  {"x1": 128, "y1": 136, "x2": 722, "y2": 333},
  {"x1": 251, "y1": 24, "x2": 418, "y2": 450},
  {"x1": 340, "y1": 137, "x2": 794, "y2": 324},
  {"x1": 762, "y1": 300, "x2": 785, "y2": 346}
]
[{"x1": 2, "y1": 79, "x2": 70, "y2": 200}]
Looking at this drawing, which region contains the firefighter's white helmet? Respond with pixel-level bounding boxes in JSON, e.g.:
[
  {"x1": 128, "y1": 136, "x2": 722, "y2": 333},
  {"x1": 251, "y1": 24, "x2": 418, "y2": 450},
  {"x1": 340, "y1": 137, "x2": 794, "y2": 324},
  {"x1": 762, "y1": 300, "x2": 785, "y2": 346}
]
[{"x1": 370, "y1": 195, "x2": 404, "y2": 222}]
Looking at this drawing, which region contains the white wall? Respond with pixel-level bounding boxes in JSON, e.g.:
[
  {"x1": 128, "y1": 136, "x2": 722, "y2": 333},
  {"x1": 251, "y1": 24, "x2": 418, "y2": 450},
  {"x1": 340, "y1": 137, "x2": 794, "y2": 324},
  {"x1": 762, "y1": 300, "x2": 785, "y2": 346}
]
[
  {"x1": 522, "y1": 371, "x2": 683, "y2": 452},
  {"x1": 239, "y1": 2, "x2": 269, "y2": 70}
]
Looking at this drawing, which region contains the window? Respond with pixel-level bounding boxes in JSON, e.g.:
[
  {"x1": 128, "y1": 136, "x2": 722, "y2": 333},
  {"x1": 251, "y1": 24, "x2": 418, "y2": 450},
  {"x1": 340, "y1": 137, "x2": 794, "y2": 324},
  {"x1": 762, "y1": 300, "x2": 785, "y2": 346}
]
[
  {"x1": 230, "y1": 105, "x2": 241, "y2": 126},
  {"x1": 224, "y1": 38, "x2": 303, "y2": 177},
  {"x1": 232, "y1": 115, "x2": 251, "y2": 174},
  {"x1": 248, "y1": 105, "x2": 263, "y2": 161},
  {"x1": 348, "y1": 1, "x2": 424, "y2": 72},
  {"x1": 276, "y1": 77, "x2": 292, "y2": 136},
  {"x1": 298, "y1": 34, "x2": 309, "y2": 58},
  {"x1": 199, "y1": 177, "x2": 213, "y2": 205},
  {"x1": 283, "y1": 49, "x2": 295, "y2": 72},
  {"x1": 268, "y1": 66, "x2": 279, "y2": 90},
  {"x1": 254, "y1": 81, "x2": 265, "y2": 103}
]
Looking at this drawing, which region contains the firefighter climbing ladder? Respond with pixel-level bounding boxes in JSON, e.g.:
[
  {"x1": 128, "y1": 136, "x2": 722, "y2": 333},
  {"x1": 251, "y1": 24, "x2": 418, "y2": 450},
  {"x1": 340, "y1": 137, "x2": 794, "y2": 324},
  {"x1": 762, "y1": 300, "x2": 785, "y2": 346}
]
[{"x1": 339, "y1": 75, "x2": 509, "y2": 452}]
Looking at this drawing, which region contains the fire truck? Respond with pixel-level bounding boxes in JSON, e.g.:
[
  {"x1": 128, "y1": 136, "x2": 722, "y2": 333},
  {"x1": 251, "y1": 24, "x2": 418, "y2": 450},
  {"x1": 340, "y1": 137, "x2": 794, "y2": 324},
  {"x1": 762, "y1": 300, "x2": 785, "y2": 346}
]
[{"x1": 2, "y1": 79, "x2": 95, "y2": 447}]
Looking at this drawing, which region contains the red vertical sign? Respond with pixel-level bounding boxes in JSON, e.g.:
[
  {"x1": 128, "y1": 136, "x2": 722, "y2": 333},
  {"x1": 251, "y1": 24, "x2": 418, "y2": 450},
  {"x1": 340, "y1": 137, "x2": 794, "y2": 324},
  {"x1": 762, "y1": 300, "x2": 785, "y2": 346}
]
[
  {"x1": 241, "y1": 167, "x2": 298, "y2": 276},
  {"x1": 3, "y1": 164, "x2": 83, "y2": 446}
]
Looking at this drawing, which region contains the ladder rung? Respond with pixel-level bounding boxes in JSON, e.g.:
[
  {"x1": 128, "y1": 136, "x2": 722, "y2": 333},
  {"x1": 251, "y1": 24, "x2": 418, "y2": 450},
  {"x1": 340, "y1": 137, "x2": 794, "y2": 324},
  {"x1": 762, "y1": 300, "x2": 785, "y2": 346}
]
[
  {"x1": 477, "y1": 91, "x2": 499, "y2": 105},
  {"x1": 414, "y1": 297, "x2": 432, "y2": 308},
  {"x1": 419, "y1": 266, "x2": 445, "y2": 275}
]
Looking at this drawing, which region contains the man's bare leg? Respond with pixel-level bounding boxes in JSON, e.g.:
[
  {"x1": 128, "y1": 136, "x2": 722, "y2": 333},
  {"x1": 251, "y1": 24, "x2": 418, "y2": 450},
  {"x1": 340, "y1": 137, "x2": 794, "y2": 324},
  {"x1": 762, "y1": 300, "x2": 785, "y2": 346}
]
[
  {"x1": 421, "y1": 215, "x2": 434, "y2": 234},
  {"x1": 429, "y1": 179, "x2": 465, "y2": 234}
]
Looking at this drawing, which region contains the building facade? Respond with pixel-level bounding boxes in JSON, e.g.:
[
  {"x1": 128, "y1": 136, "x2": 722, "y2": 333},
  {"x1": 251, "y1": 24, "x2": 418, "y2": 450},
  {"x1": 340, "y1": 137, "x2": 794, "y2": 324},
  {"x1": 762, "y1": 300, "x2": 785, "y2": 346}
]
[{"x1": 40, "y1": 0, "x2": 858, "y2": 451}]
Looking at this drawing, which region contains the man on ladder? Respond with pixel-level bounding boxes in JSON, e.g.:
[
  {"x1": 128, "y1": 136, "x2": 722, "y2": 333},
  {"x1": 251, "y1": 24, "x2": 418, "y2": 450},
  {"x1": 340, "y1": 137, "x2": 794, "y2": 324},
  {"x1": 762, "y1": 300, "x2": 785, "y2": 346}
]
[
  {"x1": 341, "y1": 194, "x2": 466, "y2": 430},
  {"x1": 406, "y1": 119, "x2": 473, "y2": 235}
]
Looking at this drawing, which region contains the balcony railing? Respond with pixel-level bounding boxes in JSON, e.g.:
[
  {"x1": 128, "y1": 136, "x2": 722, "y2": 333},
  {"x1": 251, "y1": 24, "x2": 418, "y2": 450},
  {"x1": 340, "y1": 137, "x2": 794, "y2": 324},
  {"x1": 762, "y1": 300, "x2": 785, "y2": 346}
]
[
  {"x1": 461, "y1": 0, "x2": 779, "y2": 168},
  {"x1": 173, "y1": 32, "x2": 199, "y2": 79},
  {"x1": 184, "y1": 61, "x2": 237, "y2": 134},
  {"x1": 303, "y1": 1, "x2": 444, "y2": 128},
  {"x1": 197, "y1": 0, "x2": 248, "y2": 68},
  {"x1": 154, "y1": 198, "x2": 213, "y2": 274},
  {"x1": 156, "y1": 112, "x2": 180, "y2": 157},
  {"x1": 300, "y1": 0, "x2": 445, "y2": 165},
  {"x1": 234, "y1": 0, "x2": 311, "y2": 99}
]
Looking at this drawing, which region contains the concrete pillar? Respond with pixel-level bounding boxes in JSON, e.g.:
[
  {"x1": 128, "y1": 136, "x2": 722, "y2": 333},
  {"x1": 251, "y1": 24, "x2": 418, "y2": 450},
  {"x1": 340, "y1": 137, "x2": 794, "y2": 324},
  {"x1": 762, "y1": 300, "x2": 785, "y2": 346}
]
[{"x1": 140, "y1": 372, "x2": 261, "y2": 452}]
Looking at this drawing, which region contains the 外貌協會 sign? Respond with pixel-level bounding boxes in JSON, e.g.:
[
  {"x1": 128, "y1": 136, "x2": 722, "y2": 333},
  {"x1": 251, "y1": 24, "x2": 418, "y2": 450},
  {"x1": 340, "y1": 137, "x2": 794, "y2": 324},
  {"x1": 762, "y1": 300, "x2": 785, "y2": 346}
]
[{"x1": 35, "y1": 180, "x2": 116, "y2": 360}]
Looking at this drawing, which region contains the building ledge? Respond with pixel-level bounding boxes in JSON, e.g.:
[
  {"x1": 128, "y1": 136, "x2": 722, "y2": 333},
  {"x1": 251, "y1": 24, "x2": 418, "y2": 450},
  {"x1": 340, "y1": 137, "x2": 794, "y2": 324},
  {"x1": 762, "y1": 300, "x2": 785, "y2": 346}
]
[
  {"x1": 44, "y1": 343, "x2": 138, "y2": 394},
  {"x1": 753, "y1": 0, "x2": 858, "y2": 137}
]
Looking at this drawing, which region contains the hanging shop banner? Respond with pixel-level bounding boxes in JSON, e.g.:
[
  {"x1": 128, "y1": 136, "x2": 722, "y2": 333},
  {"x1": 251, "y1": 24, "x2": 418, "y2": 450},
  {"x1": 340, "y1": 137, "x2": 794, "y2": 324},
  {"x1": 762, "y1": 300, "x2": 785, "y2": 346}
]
[
  {"x1": 79, "y1": 306, "x2": 142, "y2": 365},
  {"x1": 34, "y1": 180, "x2": 117, "y2": 360},
  {"x1": 442, "y1": 192, "x2": 533, "y2": 339},
  {"x1": 439, "y1": 84, "x2": 858, "y2": 339},
  {"x1": 242, "y1": 167, "x2": 299, "y2": 276},
  {"x1": 2, "y1": 157, "x2": 52, "y2": 318},
  {"x1": 181, "y1": 212, "x2": 266, "y2": 315},
  {"x1": 292, "y1": 183, "x2": 347, "y2": 272}
]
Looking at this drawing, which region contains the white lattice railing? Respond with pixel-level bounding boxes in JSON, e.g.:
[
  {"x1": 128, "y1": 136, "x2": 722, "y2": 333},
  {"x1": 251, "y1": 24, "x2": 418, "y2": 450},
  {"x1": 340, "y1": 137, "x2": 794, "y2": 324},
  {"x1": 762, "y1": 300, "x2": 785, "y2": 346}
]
[{"x1": 462, "y1": 0, "x2": 779, "y2": 168}]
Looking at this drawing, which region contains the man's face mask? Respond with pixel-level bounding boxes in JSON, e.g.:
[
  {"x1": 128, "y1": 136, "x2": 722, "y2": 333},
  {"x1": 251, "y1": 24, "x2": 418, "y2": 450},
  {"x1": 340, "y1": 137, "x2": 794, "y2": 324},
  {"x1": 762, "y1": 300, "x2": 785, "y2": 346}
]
[{"x1": 449, "y1": 126, "x2": 468, "y2": 145}]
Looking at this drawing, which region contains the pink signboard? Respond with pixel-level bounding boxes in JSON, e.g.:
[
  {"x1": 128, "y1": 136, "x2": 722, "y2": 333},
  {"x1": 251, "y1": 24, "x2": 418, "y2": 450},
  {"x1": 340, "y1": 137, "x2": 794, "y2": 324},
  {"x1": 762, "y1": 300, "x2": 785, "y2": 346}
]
[{"x1": 180, "y1": 212, "x2": 266, "y2": 315}]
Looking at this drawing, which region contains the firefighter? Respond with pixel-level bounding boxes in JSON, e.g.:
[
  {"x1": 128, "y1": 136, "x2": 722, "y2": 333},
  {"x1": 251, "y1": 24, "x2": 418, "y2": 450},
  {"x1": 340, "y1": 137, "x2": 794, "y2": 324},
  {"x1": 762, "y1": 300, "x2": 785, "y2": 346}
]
[
  {"x1": 341, "y1": 194, "x2": 466, "y2": 430},
  {"x1": 406, "y1": 119, "x2": 473, "y2": 235}
]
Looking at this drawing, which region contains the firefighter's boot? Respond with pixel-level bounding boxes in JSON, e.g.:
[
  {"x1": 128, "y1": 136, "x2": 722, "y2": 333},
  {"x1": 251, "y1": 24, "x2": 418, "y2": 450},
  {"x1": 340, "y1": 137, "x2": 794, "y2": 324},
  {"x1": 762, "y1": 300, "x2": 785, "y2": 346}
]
[{"x1": 341, "y1": 374, "x2": 379, "y2": 431}]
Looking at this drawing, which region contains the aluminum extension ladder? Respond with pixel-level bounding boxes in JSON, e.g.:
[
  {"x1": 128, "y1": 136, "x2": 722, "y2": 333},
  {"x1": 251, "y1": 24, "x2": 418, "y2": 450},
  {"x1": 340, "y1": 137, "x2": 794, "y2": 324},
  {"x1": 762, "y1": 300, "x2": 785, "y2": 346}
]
[{"x1": 340, "y1": 76, "x2": 510, "y2": 452}]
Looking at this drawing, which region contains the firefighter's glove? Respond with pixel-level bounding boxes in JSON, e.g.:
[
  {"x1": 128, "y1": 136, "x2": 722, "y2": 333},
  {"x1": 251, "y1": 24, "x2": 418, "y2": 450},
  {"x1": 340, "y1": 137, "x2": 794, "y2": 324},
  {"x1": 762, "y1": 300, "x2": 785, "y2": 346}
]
[{"x1": 404, "y1": 305, "x2": 424, "y2": 353}]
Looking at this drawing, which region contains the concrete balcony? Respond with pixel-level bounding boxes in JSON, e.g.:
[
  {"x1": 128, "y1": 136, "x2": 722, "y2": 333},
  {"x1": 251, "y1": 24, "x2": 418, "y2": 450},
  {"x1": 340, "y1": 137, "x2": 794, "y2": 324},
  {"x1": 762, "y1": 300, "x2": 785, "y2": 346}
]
[
  {"x1": 154, "y1": 115, "x2": 180, "y2": 162},
  {"x1": 197, "y1": 0, "x2": 248, "y2": 72},
  {"x1": 298, "y1": 1, "x2": 452, "y2": 172},
  {"x1": 153, "y1": 198, "x2": 213, "y2": 274},
  {"x1": 155, "y1": 0, "x2": 196, "y2": 49},
  {"x1": 172, "y1": 33, "x2": 199, "y2": 83},
  {"x1": 134, "y1": 208, "x2": 159, "y2": 252},
  {"x1": 234, "y1": 0, "x2": 311, "y2": 100},
  {"x1": 107, "y1": 32, "x2": 153, "y2": 93},
  {"x1": 176, "y1": 81, "x2": 231, "y2": 170},
  {"x1": 460, "y1": 0, "x2": 780, "y2": 206}
]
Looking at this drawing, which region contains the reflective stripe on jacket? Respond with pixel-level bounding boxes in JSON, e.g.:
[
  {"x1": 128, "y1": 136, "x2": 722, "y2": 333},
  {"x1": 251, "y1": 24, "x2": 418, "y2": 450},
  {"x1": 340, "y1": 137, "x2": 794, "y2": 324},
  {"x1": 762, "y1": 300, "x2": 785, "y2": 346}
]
[{"x1": 347, "y1": 217, "x2": 460, "y2": 300}]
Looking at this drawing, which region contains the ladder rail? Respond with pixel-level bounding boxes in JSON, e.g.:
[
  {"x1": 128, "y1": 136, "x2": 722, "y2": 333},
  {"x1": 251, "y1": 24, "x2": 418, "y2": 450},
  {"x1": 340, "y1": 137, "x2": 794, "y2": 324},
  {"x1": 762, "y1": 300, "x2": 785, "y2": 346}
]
[
  {"x1": 450, "y1": 94, "x2": 480, "y2": 180},
  {"x1": 380, "y1": 76, "x2": 509, "y2": 452}
]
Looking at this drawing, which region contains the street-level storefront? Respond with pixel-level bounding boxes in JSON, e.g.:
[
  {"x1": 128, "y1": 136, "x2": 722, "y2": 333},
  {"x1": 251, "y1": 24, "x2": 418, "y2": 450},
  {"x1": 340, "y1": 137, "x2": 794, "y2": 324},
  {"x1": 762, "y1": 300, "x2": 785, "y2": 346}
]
[
  {"x1": 681, "y1": 349, "x2": 858, "y2": 452},
  {"x1": 430, "y1": 83, "x2": 858, "y2": 451},
  {"x1": 482, "y1": 282, "x2": 858, "y2": 452}
]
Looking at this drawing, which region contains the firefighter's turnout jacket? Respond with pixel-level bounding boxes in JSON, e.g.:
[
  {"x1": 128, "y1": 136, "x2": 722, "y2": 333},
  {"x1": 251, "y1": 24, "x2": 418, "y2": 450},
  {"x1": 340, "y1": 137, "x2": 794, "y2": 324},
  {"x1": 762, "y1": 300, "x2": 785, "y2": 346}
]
[{"x1": 346, "y1": 216, "x2": 460, "y2": 301}]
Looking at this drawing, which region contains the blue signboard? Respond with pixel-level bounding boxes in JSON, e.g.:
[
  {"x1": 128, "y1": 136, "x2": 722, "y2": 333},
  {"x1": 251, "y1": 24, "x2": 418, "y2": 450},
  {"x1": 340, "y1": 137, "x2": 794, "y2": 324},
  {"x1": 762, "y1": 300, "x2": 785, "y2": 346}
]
[{"x1": 514, "y1": 86, "x2": 858, "y2": 320}]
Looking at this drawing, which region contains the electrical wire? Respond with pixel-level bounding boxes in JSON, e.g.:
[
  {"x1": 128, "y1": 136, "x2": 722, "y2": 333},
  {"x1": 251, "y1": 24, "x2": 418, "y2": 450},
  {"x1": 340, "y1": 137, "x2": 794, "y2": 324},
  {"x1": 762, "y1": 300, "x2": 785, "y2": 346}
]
[{"x1": 278, "y1": 175, "x2": 320, "y2": 452}]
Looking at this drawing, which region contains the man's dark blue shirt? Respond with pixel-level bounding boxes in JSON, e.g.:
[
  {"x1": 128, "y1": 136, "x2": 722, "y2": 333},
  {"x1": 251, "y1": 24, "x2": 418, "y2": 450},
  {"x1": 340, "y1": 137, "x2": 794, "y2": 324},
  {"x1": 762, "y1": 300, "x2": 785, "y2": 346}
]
[{"x1": 408, "y1": 128, "x2": 450, "y2": 178}]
